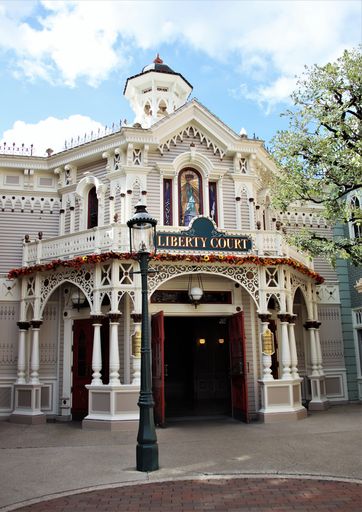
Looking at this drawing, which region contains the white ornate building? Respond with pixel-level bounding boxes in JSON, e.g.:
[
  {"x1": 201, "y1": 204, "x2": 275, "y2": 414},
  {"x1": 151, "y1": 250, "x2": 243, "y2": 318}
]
[{"x1": 0, "y1": 56, "x2": 349, "y2": 428}]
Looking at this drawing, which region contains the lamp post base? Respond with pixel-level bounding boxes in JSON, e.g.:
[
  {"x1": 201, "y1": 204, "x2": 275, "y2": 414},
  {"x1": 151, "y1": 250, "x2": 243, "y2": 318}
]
[{"x1": 136, "y1": 443, "x2": 159, "y2": 472}]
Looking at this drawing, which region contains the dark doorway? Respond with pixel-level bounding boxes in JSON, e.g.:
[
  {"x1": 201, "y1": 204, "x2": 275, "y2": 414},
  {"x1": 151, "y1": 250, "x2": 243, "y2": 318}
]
[
  {"x1": 71, "y1": 318, "x2": 109, "y2": 420},
  {"x1": 164, "y1": 316, "x2": 231, "y2": 419}
]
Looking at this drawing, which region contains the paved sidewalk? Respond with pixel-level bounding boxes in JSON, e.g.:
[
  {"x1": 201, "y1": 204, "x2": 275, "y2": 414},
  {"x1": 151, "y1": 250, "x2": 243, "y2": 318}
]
[{"x1": 0, "y1": 404, "x2": 361, "y2": 511}]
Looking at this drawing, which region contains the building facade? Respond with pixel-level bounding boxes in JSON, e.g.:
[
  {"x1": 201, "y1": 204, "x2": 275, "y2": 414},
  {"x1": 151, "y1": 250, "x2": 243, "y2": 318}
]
[{"x1": 0, "y1": 57, "x2": 353, "y2": 428}]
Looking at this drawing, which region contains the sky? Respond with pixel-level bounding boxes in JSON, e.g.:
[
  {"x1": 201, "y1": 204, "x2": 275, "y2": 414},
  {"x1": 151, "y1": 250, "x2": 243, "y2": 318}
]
[{"x1": 0, "y1": 0, "x2": 361, "y2": 157}]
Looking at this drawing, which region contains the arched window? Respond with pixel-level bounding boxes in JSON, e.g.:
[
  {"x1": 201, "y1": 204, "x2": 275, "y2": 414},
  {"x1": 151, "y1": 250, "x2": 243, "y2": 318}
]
[
  {"x1": 178, "y1": 168, "x2": 202, "y2": 226},
  {"x1": 87, "y1": 186, "x2": 98, "y2": 228}
]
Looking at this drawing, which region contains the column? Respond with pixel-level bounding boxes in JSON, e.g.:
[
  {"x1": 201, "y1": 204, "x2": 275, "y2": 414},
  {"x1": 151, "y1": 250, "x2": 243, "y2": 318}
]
[
  {"x1": 258, "y1": 313, "x2": 273, "y2": 381},
  {"x1": 314, "y1": 321, "x2": 324, "y2": 376},
  {"x1": 90, "y1": 315, "x2": 103, "y2": 386},
  {"x1": 30, "y1": 321, "x2": 42, "y2": 384},
  {"x1": 16, "y1": 322, "x2": 30, "y2": 384},
  {"x1": 278, "y1": 314, "x2": 292, "y2": 380},
  {"x1": 108, "y1": 313, "x2": 121, "y2": 385},
  {"x1": 288, "y1": 314, "x2": 299, "y2": 379},
  {"x1": 304, "y1": 321, "x2": 319, "y2": 376},
  {"x1": 131, "y1": 313, "x2": 142, "y2": 385}
]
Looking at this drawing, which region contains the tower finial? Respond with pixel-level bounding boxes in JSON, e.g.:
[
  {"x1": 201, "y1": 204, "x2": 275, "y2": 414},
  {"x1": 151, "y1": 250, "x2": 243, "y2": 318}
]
[{"x1": 153, "y1": 53, "x2": 163, "y2": 64}]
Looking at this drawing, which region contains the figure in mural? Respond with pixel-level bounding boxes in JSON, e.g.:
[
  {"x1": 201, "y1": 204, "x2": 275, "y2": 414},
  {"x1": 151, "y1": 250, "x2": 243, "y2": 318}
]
[{"x1": 181, "y1": 170, "x2": 200, "y2": 226}]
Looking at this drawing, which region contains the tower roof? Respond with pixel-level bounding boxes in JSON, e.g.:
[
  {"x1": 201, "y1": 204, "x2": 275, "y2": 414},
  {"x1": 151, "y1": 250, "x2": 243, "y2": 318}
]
[{"x1": 123, "y1": 54, "x2": 193, "y2": 95}]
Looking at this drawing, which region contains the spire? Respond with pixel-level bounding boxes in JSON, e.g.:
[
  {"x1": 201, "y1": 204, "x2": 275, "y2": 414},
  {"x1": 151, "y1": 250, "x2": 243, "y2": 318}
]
[{"x1": 153, "y1": 53, "x2": 163, "y2": 64}]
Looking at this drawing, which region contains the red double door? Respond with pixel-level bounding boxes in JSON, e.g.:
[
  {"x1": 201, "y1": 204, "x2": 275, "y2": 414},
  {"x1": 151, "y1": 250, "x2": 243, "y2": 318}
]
[
  {"x1": 71, "y1": 319, "x2": 109, "y2": 420},
  {"x1": 151, "y1": 311, "x2": 249, "y2": 426}
]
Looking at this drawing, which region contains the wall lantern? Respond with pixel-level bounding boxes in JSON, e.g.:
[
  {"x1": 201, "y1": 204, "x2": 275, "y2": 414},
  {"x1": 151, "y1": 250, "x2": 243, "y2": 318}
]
[
  {"x1": 71, "y1": 288, "x2": 86, "y2": 311},
  {"x1": 188, "y1": 274, "x2": 204, "y2": 308}
]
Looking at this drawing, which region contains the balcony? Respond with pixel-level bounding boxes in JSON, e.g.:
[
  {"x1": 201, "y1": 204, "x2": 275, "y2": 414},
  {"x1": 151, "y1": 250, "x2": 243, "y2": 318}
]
[{"x1": 22, "y1": 224, "x2": 313, "y2": 269}]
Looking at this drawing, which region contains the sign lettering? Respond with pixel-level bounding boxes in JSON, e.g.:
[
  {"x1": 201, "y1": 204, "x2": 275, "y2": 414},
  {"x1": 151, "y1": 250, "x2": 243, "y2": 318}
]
[{"x1": 156, "y1": 217, "x2": 252, "y2": 253}]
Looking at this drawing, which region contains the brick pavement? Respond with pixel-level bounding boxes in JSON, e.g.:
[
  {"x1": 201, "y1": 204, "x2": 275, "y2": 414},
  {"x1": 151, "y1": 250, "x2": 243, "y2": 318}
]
[{"x1": 13, "y1": 477, "x2": 362, "y2": 512}]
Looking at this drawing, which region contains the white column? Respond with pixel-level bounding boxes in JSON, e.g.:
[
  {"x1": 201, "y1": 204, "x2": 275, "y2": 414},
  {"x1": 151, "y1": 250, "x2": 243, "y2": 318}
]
[
  {"x1": 258, "y1": 313, "x2": 273, "y2": 381},
  {"x1": 91, "y1": 316, "x2": 103, "y2": 385},
  {"x1": 288, "y1": 315, "x2": 299, "y2": 379},
  {"x1": 108, "y1": 313, "x2": 121, "y2": 385},
  {"x1": 314, "y1": 321, "x2": 324, "y2": 376},
  {"x1": 16, "y1": 322, "x2": 30, "y2": 384},
  {"x1": 278, "y1": 314, "x2": 292, "y2": 380},
  {"x1": 30, "y1": 320, "x2": 42, "y2": 384},
  {"x1": 306, "y1": 322, "x2": 319, "y2": 376}
]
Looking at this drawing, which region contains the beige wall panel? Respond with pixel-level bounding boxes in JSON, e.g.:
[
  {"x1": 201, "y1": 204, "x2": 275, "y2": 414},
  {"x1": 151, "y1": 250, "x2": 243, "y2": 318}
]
[
  {"x1": 146, "y1": 168, "x2": 161, "y2": 222},
  {"x1": 222, "y1": 175, "x2": 237, "y2": 229},
  {"x1": 0, "y1": 207, "x2": 59, "y2": 272},
  {"x1": 0, "y1": 302, "x2": 20, "y2": 376},
  {"x1": 319, "y1": 305, "x2": 345, "y2": 368}
]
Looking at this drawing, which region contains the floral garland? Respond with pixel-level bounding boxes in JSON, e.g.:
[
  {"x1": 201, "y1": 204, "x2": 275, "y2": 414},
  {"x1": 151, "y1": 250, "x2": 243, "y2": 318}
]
[{"x1": 7, "y1": 251, "x2": 324, "y2": 284}]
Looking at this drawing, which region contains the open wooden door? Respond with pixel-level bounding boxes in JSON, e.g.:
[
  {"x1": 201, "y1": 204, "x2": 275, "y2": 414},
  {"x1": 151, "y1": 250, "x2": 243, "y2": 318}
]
[
  {"x1": 228, "y1": 311, "x2": 249, "y2": 423},
  {"x1": 72, "y1": 319, "x2": 93, "y2": 420},
  {"x1": 151, "y1": 311, "x2": 165, "y2": 427}
]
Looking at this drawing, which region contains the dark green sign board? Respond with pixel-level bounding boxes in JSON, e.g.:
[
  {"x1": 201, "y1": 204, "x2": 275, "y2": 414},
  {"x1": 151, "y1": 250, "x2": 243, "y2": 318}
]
[{"x1": 156, "y1": 217, "x2": 252, "y2": 252}]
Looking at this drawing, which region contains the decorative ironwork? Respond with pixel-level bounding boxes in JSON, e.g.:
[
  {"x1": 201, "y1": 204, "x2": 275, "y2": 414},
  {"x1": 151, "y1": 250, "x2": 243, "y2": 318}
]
[
  {"x1": 148, "y1": 263, "x2": 259, "y2": 305},
  {"x1": 151, "y1": 290, "x2": 232, "y2": 304}
]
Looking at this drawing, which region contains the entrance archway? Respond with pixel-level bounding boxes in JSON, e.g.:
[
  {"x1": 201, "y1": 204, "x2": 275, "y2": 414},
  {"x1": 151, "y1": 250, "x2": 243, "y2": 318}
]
[{"x1": 164, "y1": 315, "x2": 231, "y2": 419}]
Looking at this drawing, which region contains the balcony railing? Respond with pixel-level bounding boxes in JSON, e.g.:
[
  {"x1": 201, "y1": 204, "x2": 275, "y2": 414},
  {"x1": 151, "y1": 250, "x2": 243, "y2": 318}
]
[{"x1": 22, "y1": 224, "x2": 313, "y2": 269}]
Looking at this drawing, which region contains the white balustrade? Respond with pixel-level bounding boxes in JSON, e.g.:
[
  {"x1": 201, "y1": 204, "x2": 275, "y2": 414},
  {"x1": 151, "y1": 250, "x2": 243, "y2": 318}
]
[
  {"x1": 23, "y1": 225, "x2": 129, "y2": 265},
  {"x1": 22, "y1": 225, "x2": 312, "y2": 270}
]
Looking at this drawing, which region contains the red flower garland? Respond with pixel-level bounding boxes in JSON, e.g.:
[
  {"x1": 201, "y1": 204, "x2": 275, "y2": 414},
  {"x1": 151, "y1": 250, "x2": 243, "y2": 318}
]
[{"x1": 7, "y1": 251, "x2": 324, "y2": 284}]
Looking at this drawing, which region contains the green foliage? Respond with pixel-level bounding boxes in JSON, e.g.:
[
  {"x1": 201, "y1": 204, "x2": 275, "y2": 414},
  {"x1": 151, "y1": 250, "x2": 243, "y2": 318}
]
[{"x1": 271, "y1": 47, "x2": 362, "y2": 266}]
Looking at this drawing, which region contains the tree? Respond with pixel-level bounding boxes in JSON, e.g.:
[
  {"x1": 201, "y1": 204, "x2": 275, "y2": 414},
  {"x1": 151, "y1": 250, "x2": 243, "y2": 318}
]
[{"x1": 271, "y1": 47, "x2": 362, "y2": 266}]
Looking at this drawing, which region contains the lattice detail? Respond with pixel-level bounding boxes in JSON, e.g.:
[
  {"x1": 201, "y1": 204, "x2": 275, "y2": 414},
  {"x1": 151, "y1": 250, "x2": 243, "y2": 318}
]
[
  {"x1": 266, "y1": 292, "x2": 281, "y2": 310},
  {"x1": 114, "y1": 152, "x2": 121, "y2": 171},
  {"x1": 290, "y1": 273, "x2": 308, "y2": 301},
  {"x1": 239, "y1": 158, "x2": 248, "y2": 173},
  {"x1": 1, "y1": 279, "x2": 17, "y2": 299},
  {"x1": 147, "y1": 263, "x2": 259, "y2": 305},
  {"x1": 320, "y1": 338, "x2": 344, "y2": 361},
  {"x1": 158, "y1": 125, "x2": 225, "y2": 159},
  {"x1": 40, "y1": 267, "x2": 95, "y2": 314},
  {"x1": 117, "y1": 290, "x2": 135, "y2": 309},
  {"x1": 101, "y1": 264, "x2": 112, "y2": 286},
  {"x1": 0, "y1": 342, "x2": 16, "y2": 365},
  {"x1": 99, "y1": 291, "x2": 111, "y2": 307},
  {"x1": 0, "y1": 304, "x2": 16, "y2": 320},
  {"x1": 43, "y1": 304, "x2": 58, "y2": 321},
  {"x1": 266, "y1": 267, "x2": 278, "y2": 287},
  {"x1": 40, "y1": 342, "x2": 57, "y2": 365},
  {"x1": 119, "y1": 263, "x2": 134, "y2": 285},
  {"x1": 26, "y1": 277, "x2": 35, "y2": 297},
  {"x1": 316, "y1": 284, "x2": 340, "y2": 304}
]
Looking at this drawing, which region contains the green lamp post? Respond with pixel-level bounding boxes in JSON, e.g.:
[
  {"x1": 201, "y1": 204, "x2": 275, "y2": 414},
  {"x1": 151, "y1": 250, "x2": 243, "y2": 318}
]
[{"x1": 127, "y1": 202, "x2": 159, "y2": 472}]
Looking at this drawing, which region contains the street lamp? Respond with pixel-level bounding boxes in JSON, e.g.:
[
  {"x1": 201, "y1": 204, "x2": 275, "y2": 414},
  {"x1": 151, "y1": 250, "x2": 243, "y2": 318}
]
[{"x1": 127, "y1": 202, "x2": 159, "y2": 472}]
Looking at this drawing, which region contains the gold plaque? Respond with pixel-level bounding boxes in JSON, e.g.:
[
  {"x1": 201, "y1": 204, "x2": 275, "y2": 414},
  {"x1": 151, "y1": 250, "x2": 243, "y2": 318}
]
[
  {"x1": 262, "y1": 328, "x2": 275, "y2": 356},
  {"x1": 132, "y1": 330, "x2": 141, "y2": 357}
]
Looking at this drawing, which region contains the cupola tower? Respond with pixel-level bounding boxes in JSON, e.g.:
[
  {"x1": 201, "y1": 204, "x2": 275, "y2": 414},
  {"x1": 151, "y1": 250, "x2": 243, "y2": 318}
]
[{"x1": 124, "y1": 54, "x2": 193, "y2": 128}]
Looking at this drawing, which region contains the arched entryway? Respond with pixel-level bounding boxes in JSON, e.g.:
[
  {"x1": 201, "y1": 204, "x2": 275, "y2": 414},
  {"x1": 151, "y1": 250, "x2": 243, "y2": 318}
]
[{"x1": 149, "y1": 272, "x2": 253, "y2": 426}]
